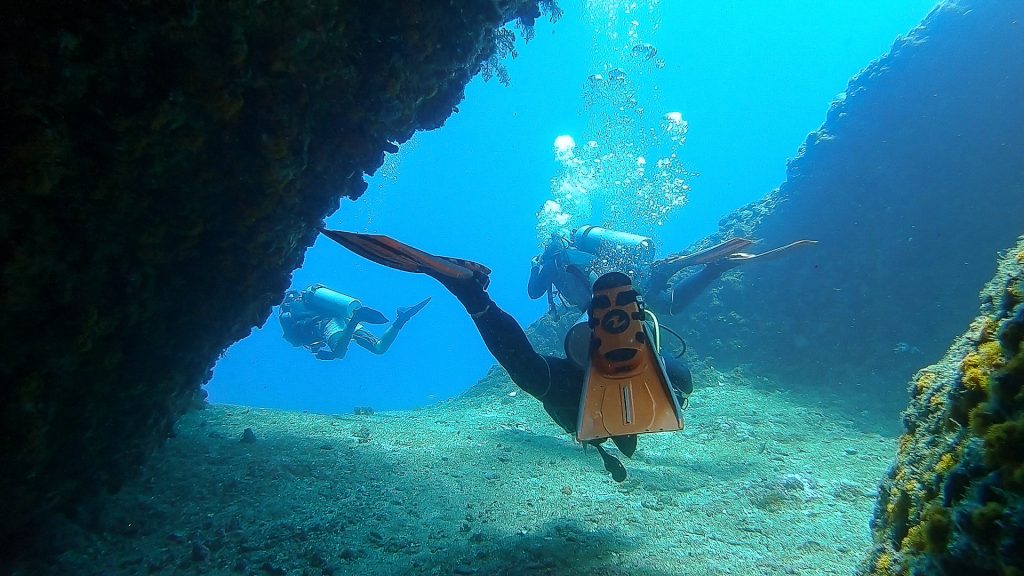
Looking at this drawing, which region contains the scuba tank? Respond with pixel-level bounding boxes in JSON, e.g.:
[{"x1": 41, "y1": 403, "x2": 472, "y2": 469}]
[
  {"x1": 571, "y1": 225, "x2": 656, "y2": 263},
  {"x1": 571, "y1": 226, "x2": 656, "y2": 283},
  {"x1": 303, "y1": 284, "x2": 362, "y2": 319}
]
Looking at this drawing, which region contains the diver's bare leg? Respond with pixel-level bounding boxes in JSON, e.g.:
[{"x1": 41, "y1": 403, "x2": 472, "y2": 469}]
[{"x1": 321, "y1": 318, "x2": 360, "y2": 359}]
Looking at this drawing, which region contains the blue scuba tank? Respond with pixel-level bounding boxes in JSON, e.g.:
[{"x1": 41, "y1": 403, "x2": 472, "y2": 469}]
[{"x1": 303, "y1": 285, "x2": 362, "y2": 319}]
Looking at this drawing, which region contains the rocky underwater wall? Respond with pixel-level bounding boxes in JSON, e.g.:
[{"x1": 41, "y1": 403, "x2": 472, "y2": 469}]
[
  {"x1": 859, "y1": 237, "x2": 1024, "y2": 575},
  {"x1": 666, "y1": 0, "x2": 1024, "y2": 404},
  {"x1": 0, "y1": 0, "x2": 548, "y2": 558}
]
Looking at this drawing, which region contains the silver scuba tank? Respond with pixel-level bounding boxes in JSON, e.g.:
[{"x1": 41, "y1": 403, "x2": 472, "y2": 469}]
[
  {"x1": 303, "y1": 284, "x2": 362, "y2": 319},
  {"x1": 571, "y1": 225, "x2": 656, "y2": 262}
]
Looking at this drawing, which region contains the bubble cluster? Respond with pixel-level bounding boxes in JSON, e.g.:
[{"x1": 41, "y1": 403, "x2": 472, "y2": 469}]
[{"x1": 536, "y1": 0, "x2": 690, "y2": 248}]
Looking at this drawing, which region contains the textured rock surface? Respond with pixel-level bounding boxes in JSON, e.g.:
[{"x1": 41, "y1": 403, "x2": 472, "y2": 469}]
[
  {"x1": 0, "y1": 0, "x2": 544, "y2": 556},
  {"x1": 859, "y1": 236, "x2": 1024, "y2": 575},
  {"x1": 664, "y1": 1, "x2": 1024, "y2": 403}
]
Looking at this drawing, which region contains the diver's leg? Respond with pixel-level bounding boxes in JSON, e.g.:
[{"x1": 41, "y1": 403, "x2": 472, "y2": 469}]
[
  {"x1": 321, "y1": 318, "x2": 359, "y2": 360},
  {"x1": 646, "y1": 255, "x2": 689, "y2": 295},
  {"x1": 351, "y1": 328, "x2": 387, "y2": 354},
  {"x1": 469, "y1": 305, "x2": 554, "y2": 398},
  {"x1": 438, "y1": 272, "x2": 553, "y2": 397},
  {"x1": 664, "y1": 262, "x2": 736, "y2": 315},
  {"x1": 663, "y1": 356, "x2": 693, "y2": 397},
  {"x1": 353, "y1": 298, "x2": 431, "y2": 355},
  {"x1": 644, "y1": 287, "x2": 672, "y2": 315}
]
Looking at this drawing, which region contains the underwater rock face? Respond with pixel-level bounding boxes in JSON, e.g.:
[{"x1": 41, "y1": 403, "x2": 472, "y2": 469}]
[
  {"x1": 0, "y1": 0, "x2": 542, "y2": 555},
  {"x1": 669, "y1": 1, "x2": 1024, "y2": 401},
  {"x1": 859, "y1": 236, "x2": 1024, "y2": 575}
]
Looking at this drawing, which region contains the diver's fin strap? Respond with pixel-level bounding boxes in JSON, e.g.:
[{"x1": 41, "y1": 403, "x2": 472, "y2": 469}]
[{"x1": 435, "y1": 255, "x2": 492, "y2": 289}]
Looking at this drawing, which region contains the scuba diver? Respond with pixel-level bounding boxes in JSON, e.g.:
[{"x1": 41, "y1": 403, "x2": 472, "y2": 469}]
[
  {"x1": 279, "y1": 283, "x2": 430, "y2": 360},
  {"x1": 529, "y1": 225, "x2": 817, "y2": 317},
  {"x1": 320, "y1": 229, "x2": 693, "y2": 482}
]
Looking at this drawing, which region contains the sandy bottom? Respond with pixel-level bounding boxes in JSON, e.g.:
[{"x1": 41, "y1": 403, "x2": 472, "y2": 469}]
[{"x1": 47, "y1": 364, "x2": 898, "y2": 576}]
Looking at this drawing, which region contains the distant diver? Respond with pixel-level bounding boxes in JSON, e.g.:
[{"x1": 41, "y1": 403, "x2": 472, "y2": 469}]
[
  {"x1": 528, "y1": 225, "x2": 817, "y2": 318},
  {"x1": 321, "y1": 229, "x2": 694, "y2": 483},
  {"x1": 279, "y1": 283, "x2": 430, "y2": 360}
]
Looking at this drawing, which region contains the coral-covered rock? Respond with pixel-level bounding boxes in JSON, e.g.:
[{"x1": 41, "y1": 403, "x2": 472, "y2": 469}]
[{"x1": 860, "y1": 236, "x2": 1024, "y2": 575}]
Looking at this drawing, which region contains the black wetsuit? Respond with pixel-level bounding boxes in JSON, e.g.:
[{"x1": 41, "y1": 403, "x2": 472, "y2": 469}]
[
  {"x1": 449, "y1": 274, "x2": 691, "y2": 481},
  {"x1": 472, "y1": 304, "x2": 585, "y2": 435}
]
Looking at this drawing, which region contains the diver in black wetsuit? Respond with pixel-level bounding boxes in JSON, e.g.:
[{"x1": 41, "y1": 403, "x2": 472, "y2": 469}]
[
  {"x1": 321, "y1": 229, "x2": 815, "y2": 481},
  {"x1": 528, "y1": 225, "x2": 815, "y2": 318},
  {"x1": 430, "y1": 266, "x2": 693, "y2": 481},
  {"x1": 318, "y1": 229, "x2": 692, "y2": 481},
  {"x1": 529, "y1": 226, "x2": 734, "y2": 317}
]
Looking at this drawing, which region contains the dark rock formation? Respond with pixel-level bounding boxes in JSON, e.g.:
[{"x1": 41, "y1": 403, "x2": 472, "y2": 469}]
[
  {"x1": 859, "y1": 236, "x2": 1024, "y2": 575},
  {"x1": 663, "y1": 1, "x2": 1024, "y2": 405},
  {"x1": 0, "y1": 0, "x2": 546, "y2": 557}
]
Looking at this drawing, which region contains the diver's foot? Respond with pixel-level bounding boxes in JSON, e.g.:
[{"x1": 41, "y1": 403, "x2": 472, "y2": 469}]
[
  {"x1": 427, "y1": 268, "x2": 488, "y2": 300},
  {"x1": 353, "y1": 306, "x2": 388, "y2": 325},
  {"x1": 396, "y1": 297, "x2": 431, "y2": 325},
  {"x1": 427, "y1": 268, "x2": 493, "y2": 316}
]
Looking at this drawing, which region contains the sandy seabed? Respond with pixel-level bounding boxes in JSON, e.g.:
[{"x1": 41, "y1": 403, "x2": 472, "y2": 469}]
[{"x1": 47, "y1": 363, "x2": 898, "y2": 576}]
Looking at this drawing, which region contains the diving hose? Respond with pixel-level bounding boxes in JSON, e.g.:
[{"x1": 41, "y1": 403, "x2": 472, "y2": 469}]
[
  {"x1": 644, "y1": 308, "x2": 663, "y2": 352},
  {"x1": 643, "y1": 309, "x2": 687, "y2": 358}
]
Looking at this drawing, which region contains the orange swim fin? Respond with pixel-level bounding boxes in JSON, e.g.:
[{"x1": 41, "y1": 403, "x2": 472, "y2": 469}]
[
  {"x1": 577, "y1": 272, "x2": 684, "y2": 442},
  {"x1": 321, "y1": 229, "x2": 492, "y2": 289},
  {"x1": 650, "y1": 237, "x2": 755, "y2": 273},
  {"x1": 723, "y1": 239, "x2": 818, "y2": 263}
]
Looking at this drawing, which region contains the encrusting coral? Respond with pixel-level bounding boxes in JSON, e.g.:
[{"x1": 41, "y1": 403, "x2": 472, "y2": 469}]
[{"x1": 861, "y1": 236, "x2": 1024, "y2": 575}]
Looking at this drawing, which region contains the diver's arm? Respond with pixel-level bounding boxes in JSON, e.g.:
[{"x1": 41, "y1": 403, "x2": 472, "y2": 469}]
[{"x1": 527, "y1": 256, "x2": 553, "y2": 300}]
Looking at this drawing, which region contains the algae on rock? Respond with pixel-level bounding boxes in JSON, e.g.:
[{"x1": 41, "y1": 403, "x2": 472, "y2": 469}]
[{"x1": 861, "y1": 236, "x2": 1024, "y2": 575}]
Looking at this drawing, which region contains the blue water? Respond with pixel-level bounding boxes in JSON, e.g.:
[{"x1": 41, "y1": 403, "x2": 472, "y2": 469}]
[{"x1": 207, "y1": 1, "x2": 937, "y2": 414}]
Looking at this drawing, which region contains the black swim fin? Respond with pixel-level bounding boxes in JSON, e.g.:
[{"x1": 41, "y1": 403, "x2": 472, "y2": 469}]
[
  {"x1": 722, "y1": 239, "x2": 818, "y2": 264},
  {"x1": 610, "y1": 434, "x2": 638, "y2": 458},
  {"x1": 353, "y1": 306, "x2": 388, "y2": 325},
  {"x1": 594, "y1": 443, "x2": 627, "y2": 483},
  {"x1": 396, "y1": 297, "x2": 431, "y2": 324},
  {"x1": 650, "y1": 237, "x2": 755, "y2": 278},
  {"x1": 577, "y1": 272, "x2": 684, "y2": 442}
]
